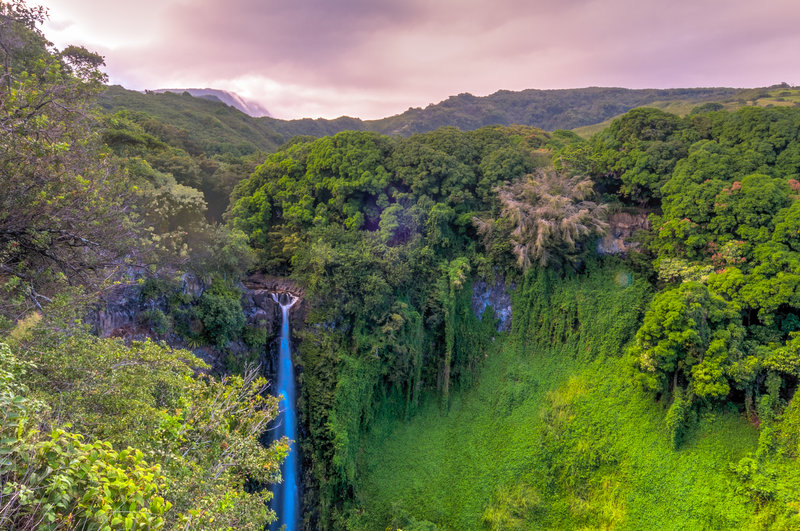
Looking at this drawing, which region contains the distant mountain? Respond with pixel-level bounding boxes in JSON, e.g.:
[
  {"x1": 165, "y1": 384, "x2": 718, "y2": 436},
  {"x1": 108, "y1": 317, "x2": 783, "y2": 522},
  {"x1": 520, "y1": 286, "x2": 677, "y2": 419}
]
[
  {"x1": 364, "y1": 87, "x2": 741, "y2": 135},
  {"x1": 258, "y1": 86, "x2": 743, "y2": 138},
  {"x1": 150, "y1": 88, "x2": 272, "y2": 117},
  {"x1": 100, "y1": 85, "x2": 755, "y2": 158}
]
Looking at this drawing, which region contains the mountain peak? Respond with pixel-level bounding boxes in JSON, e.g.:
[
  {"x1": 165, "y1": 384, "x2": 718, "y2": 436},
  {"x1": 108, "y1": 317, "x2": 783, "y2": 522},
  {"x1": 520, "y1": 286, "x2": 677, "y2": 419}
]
[{"x1": 149, "y1": 88, "x2": 272, "y2": 117}]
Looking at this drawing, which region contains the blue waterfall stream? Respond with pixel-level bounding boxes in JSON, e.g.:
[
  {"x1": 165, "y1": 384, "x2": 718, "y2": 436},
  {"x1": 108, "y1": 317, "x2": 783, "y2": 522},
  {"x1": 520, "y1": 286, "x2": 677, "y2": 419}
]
[{"x1": 270, "y1": 292, "x2": 299, "y2": 531}]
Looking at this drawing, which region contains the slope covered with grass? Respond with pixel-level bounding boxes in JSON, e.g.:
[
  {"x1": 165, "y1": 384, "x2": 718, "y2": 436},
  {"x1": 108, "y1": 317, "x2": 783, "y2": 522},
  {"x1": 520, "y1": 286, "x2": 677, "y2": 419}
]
[{"x1": 352, "y1": 263, "x2": 761, "y2": 530}]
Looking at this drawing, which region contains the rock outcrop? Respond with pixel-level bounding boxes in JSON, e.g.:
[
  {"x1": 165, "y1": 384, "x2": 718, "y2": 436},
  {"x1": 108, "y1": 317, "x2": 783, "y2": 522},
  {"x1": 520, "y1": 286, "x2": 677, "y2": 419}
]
[
  {"x1": 242, "y1": 274, "x2": 306, "y2": 379},
  {"x1": 243, "y1": 273, "x2": 305, "y2": 331},
  {"x1": 86, "y1": 273, "x2": 306, "y2": 375},
  {"x1": 88, "y1": 283, "x2": 142, "y2": 338},
  {"x1": 597, "y1": 211, "x2": 650, "y2": 255},
  {"x1": 472, "y1": 277, "x2": 514, "y2": 332}
]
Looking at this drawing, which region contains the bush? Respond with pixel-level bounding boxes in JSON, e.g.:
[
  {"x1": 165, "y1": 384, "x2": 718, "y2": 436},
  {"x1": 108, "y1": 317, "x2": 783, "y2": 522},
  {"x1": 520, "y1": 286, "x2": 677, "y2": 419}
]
[
  {"x1": 665, "y1": 388, "x2": 693, "y2": 449},
  {"x1": 242, "y1": 325, "x2": 267, "y2": 349},
  {"x1": 140, "y1": 308, "x2": 171, "y2": 335},
  {"x1": 197, "y1": 283, "x2": 245, "y2": 347},
  {"x1": 0, "y1": 343, "x2": 169, "y2": 529}
]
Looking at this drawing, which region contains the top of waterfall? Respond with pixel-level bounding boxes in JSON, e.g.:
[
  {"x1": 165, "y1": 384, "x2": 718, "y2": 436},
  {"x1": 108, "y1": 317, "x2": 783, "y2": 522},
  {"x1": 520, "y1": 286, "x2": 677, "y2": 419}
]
[{"x1": 271, "y1": 291, "x2": 298, "y2": 309}]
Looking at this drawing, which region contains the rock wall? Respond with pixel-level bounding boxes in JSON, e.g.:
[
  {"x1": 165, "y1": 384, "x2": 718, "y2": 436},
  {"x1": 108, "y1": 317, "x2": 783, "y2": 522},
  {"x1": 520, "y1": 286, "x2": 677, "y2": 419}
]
[
  {"x1": 88, "y1": 273, "x2": 208, "y2": 340},
  {"x1": 88, "y1": 283, "x2": 143, "y2": 338},
  {"x1": 472, "y1": 277, "x2": 514, "y2": 332},
  {"x1": 596, "y1": 211, "x2": 650, "y2": 255},
  {"x1": 86, "y1": 273, "x2": 306, "y2": 375},
  {"x1": 243, "y1": 273, "x2": 306, "y2": 330}
]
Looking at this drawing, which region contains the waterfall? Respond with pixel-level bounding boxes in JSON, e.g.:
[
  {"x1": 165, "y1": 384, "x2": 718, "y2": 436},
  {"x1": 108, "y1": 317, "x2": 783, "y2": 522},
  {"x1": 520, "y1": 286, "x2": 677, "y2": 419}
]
[{"x1": 270, "y1": 292, "x2": 299, "y2": 531}]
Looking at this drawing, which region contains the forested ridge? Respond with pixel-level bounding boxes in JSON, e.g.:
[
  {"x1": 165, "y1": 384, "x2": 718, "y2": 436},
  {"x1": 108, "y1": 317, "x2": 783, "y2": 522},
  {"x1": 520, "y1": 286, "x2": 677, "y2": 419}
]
[
  {"x1": 2, "y1": 2, "x2": 800, "y2": 530},
  {"x1": 100, "y1": 84, "x2": 745, "y2": 149}
]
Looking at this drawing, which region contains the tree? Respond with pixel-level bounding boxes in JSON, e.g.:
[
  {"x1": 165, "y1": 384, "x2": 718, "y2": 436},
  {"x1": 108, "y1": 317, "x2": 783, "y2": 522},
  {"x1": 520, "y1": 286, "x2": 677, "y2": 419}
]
[
  {"x1": 0, "y1": 1, "x2": 139, "y2": 318},
  {"x1": 632, "y1": 282, "x2": 745, "y2": 399},
  {"x1": 477, "y1": 170, "x2": 608, "y2": 270},
  {"x1": 709, "y1": 174, "x2": 792, "y2": 244},
  {"x1": 590, "y1": 108, "x2": 688, "y2": 204},
  {"x1": 439, "y1": 257, "x2": 470, "y2": 407},
  {"x1": 2, "y1": 315, "x2": 286, "y2": 530}
]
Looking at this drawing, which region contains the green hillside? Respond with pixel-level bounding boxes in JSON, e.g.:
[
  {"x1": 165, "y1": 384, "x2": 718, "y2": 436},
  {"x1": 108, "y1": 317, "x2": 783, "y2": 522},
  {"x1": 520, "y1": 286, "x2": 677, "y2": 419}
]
[
  {"x1": 5, "y1": 4, "x2": 800, "y2": 530},
  {"x1": 573, "y1": 84, "x2": 800, "y2": 138},
  {"x1": 366, "y1": 87, "x2": 740, "y2": 135},
  {"x1": 95, "y1": 85, "x2": 758, "y2": 220},
  {"x1": 98, "y1": 85, "x2": 287, "y2": 154},
  {"x1": 100, "y1": 85, "x2": 745, "y2": 149},
  {"x1": 355, "y1": 266, "x2": 762, "y2": 530}
]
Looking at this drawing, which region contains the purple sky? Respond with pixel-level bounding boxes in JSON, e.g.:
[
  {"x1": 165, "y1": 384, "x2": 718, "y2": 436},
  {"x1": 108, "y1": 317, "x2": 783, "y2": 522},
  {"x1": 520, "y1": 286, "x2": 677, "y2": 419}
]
[{"x1": 41, "y1": 0, "x2": 800, "y2": 120}]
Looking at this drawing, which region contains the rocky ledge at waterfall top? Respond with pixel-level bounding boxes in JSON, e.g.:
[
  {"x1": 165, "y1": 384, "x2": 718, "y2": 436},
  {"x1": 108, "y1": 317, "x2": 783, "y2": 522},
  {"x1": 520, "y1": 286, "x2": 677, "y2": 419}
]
[{"x1": 244, "y1": 274, "x2": 306, "y2": 329}]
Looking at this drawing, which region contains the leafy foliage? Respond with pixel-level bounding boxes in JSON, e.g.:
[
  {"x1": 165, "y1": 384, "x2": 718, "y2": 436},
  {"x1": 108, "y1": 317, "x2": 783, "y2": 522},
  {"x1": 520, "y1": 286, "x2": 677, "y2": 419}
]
[
  {"x1": 631, "y1": 281, "x2": 745, "y2": 399},
  {"x1": 228, "y1": 126, "x2": 559, "y2": 527},
  {"x1": 477, "y1": 170, "x2": 608, "y2": 269},
  {"x1": 553, "y1": 105, "x2": 800, "y2": 442},
  {"x1": 1, "y1": 311, "x2": 286, "y2": 530},
  {"x1": 6, "y1": 4, "x2": 800, "y2": 529},
  {"x1": 197, "y1": 281, "x2": 246, "y2": 346},
  {"x1": 0, "y1": 2, "x2": 139, "y2": 317},
  {"x1": 0, "y1": 341, "x2": 170, "y2": 530}
]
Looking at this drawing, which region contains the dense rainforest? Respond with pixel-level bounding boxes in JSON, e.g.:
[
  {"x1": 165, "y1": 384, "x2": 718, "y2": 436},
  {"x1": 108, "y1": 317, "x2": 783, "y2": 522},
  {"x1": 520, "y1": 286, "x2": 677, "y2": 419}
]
[
  {"x1": 226, "y1": 106, "x2": 800, "y2": 529},
  {"x1": 2, "y1": 1, "x2": 800, "y2": 530}
]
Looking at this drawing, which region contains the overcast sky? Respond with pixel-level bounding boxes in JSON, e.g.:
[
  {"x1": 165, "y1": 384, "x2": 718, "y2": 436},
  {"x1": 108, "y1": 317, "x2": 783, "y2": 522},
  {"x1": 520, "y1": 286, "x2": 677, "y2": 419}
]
[{"x1": 40, "y1": 0, "x2": 800, "y2": 120}]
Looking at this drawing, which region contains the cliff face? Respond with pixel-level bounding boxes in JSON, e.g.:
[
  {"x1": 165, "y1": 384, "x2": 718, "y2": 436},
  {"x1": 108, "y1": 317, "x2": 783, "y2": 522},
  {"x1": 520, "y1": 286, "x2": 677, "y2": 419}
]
[
  {"x1": 597, "y1": 212, "x2": 650, "y2": 255},
  {"x1": 89, "y1": 273, "x2": 208, "y2": 339},
  {"x1": 243, "y1": 273, "x2": 306, "y2": 330},
  {"x1": 87, "y1": 273, "x2": 306, "y2": 375},
  {"x1": 89, "y1": 283, "x2": 142, "y2": 339},
  {"x1": 472, "y1": 277, "x2": 514, "y2": 332}
]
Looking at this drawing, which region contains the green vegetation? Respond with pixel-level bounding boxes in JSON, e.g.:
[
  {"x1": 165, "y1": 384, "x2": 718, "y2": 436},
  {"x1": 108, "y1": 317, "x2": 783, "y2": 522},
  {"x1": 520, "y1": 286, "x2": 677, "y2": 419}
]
[
  {"x1": 227, "y1": 125, "x2": 601, "y2": 526},
  {"x1": 572, "y1": 84, "x2": 800, "y2": 139},
  {"x1": 367, "y1": 87, "x2": 741, "y2": 136},
  {"x1": 227, "y1": 95, "x2": 800, "y2": 528},
  {"x1": 354, "y1": 266, "x2": 761, "y2": 530},
  {"x1": 1, "y1": 311, "x2": 286, "y2": 530},
  {"x1": 0, "y1": 3, "x2": 284, "y2": 529},
  {"x1": 99, "y1": 86, "x2": 286, "y2": 155},
  {"x1": 4, "y1": 1, "x2": 800, "y2": 529},
  {"x1": 0, "y1": 1, "x2": 135, "y2": 317},
  {"x1": 477, "y1": 170, "x2": 608, "y2": 269},
  {"x1": 99, "y1": 96, "x2": 267, "y2": 222},
  {"x1": 102, "y1": 84, "x2": 743, "y2": 146}
]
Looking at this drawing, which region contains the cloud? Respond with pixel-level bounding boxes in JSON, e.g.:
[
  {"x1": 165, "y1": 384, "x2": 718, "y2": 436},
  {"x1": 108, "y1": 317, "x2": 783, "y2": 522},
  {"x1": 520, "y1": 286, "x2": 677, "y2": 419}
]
[{"x1": 41, "y1": 0, "x2": 800, "y2": 119}]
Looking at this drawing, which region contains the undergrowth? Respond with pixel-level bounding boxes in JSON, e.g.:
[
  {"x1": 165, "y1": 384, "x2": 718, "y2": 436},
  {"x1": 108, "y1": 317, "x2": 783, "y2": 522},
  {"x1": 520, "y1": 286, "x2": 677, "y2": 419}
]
[{"x1": 351, "y1": 262, "x2": 761, "y2": 530}]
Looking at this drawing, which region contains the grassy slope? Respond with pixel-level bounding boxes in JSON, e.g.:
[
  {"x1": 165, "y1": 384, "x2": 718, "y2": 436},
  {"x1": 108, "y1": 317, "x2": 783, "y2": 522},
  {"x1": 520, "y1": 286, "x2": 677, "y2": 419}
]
[
  {"x1": 572, "y1": 87, "x2": 800, "y2": 138},
  {"x1": 353, "y1": 263, "x2": 759, "y2": 530},
  {"x1": 98, "y1": 85, "x2": 288, "y2": 153},
  {"x1": 100, "y1": 86, "x2": 746, "y2": 149}
]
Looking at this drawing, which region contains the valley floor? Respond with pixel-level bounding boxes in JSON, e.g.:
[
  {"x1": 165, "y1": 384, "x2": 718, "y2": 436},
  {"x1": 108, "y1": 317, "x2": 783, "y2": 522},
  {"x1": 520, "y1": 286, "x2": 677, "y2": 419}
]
[{"x1": 353, "y1": 267, "x2": 760, "y2": 530}]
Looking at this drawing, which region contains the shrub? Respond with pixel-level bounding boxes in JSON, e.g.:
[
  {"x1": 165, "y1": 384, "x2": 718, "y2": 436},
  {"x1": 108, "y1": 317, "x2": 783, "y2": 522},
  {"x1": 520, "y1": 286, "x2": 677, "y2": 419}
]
[
  {"x1": 197, "y1": 283, "x2": 245, "y2": 347},
  {"x1": 0, "y1": 343, "x2": 169, "y2": 530},
  {"x1": 140, "y1": 308, "x2": 171, "y2": 335}
]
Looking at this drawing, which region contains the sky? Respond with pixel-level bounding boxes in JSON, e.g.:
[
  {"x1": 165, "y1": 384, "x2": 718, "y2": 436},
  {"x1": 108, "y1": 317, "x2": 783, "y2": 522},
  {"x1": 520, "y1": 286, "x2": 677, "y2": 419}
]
[{"x1": 40, "y1": 0, "x2": 800, "y2": 120}]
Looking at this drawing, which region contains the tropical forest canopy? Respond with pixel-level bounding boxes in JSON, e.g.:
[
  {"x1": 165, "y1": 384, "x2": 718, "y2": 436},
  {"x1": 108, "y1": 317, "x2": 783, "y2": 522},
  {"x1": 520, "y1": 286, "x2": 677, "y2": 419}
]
[
  {"x1": 226, "y1": 105, "x2": 800, "y2": 529},
  {"x1": 2, "y1": 1, "x2": 800, "y2": 529}
]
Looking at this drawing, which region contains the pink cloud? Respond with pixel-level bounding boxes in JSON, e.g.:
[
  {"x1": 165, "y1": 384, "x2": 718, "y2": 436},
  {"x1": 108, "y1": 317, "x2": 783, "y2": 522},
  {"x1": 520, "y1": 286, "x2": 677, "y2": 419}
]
[{"x1": 41, "y1": 0, "x2": 800, "y2": 119}]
